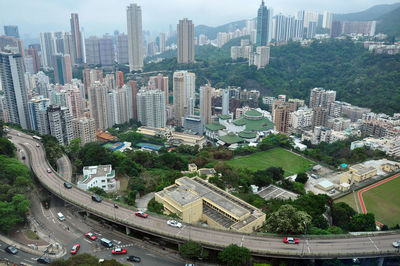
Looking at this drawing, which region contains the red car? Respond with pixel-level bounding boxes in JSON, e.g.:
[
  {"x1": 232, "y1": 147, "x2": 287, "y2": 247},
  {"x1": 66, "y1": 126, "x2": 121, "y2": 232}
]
[
  {"x1": 70, "y1": 244, "x2": 80, "y2": 254},
  {"x1": 135, "y1": 211, "x2": 148, "y2": 218},
  {"x1": 47, "y1": 168, "x2": 52, "y2": 173},
  {"x1": 112, "y1": 248, "x2": 127, "y2": 255},
  {"x1": 85, "y1": 232, "x2": 97, "y2": 240},
  {"x1": 283, "y1": 237, "x2": 299, "y2": 244}
]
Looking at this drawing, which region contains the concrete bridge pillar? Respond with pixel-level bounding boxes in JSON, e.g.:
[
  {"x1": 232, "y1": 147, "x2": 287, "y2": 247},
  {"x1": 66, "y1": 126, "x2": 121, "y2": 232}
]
[{"x1": 126, "y1": 227, "x2": 131, "y2": 235}]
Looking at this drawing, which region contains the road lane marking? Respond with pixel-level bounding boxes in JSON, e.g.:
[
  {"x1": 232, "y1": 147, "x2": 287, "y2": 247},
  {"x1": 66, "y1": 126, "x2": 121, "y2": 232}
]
[
  {"x1": 240, "y1": 235, "x2": 245, "y2": 247},
  {"x1": 176, "y1": 226, "x2": 185, "y2": 236},
  {"x1": 369, "y1": 237, "x2": 379, "y2": 251},
  {"x1": 306, "y1": 240, "x2": 311, "y2": 253}
]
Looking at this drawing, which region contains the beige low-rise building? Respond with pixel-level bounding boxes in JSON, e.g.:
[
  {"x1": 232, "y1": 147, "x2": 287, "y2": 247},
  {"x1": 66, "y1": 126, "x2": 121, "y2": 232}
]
[
  {"x1": 339, "y1": 163, "x2": 378, "y2": 191},
  {"x1": 155, "y1": 176, "x2": 266, "y2": 233}
]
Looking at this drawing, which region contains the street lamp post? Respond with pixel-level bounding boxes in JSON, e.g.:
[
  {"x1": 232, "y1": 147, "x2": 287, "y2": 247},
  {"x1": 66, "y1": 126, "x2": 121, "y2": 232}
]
[{"x1": 301, "y1": 221, "x2": 307, "y2": 257}]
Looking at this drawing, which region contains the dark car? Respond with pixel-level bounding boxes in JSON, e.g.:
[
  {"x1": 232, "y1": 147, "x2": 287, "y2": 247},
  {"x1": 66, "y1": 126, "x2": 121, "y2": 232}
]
[
  {"x1": 5, "y1": 246, "x2": 18, "y2": 254},
  {"x1": 92, "y1": 195, "x2": 102, "y2": 203},
  {"x1": 64, "y1": 182, "x2": 72, "y2": 189},
  {"x1": 37, "y1": 257, "x2": 51, "y2": 264},
  {"x1": 127, "y1": 255, "x2": 141, "y2": 262}
]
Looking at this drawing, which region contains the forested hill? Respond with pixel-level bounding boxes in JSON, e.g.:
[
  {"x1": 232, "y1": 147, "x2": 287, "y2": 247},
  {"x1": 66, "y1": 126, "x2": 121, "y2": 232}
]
[
  {"x1": 376, "y1": 7, "x2": 400, "y2": 38},
  {"x1": 193, "y1": 39, "x2": 400, "y2": 114},
  {"x1": 334, "y1": 2, "x2": 400, "y2": 21}
]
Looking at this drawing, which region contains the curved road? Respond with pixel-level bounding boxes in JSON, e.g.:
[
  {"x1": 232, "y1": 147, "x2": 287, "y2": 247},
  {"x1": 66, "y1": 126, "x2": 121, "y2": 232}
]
[{"x1": 9, "y1": 130, "x2": 400, "y2": 259}]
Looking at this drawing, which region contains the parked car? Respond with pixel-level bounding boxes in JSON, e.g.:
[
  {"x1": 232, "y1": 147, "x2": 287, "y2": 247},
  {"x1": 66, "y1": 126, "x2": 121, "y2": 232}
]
[
  {"x1": 47, "y1": 168, "x2": 52, "y2": 173},
  {"x1": 91, "y1": 195, "x2": 102, "y2": 202},
  {"x1": 393, "y1": 241, "x2": 400, "y2": 248},
  {"x1": 64, "y1": 182, "x2": 72, "y2": 189},
  {"x1": 167, "y1": 220, "x2": 182, "y2": 228},
  {"x1": 135, "y1": 211, "x2": 148, "y2": 218},
  {"x1": 283, "y1": 237, "x2": 299, "y2": 244},
  {"x1": 85, "y1": 232, "x2": 97, "y2": 240},
  {"x1": 4, "y1": 246, "x2": 18, "y2": 254},
  {"x1": 112, "y1": 248, "x2": 127, "y2": 255},
  {"x1": 127, "y1": 256, "x2": 141, "y2": 262},
  {"x1": 70, "y1": 244, "x2": 80, "y2": 254},
  {"x1": 37, "y1": 257, "x2": 51, "y2": 264}
]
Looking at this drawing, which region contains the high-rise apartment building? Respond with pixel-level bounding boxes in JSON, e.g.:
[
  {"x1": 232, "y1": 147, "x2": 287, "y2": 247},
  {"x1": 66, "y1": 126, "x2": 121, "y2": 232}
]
[
  {"x1": 330, "y1": 21, "x2": 342, "y2": 38},
  {"x1": 4, "y1": 25, "x2": 19, "y2": 38},
  {"x1": 312, "y1": 106, "x2": 328, "y2": 129},
  {"x1": 307, "y1": 22, "x2": 317, "y2": 39},
  {"x1": 40, "y1": 32, "x2": 56, "y2": 68},
  {"x1": 273, "y1": 103, "x2": 292, "y2": 133},
  {"x1": 200, "y1": 85, "x2": 213, "y2": 125},
  {"x1": 66, "y1": 88, "x2": 83, "y2": 119},
  {"x1": 54, "y1": 32, "x2": 65, "y2": 54},
  {"x1": 85, "y1": 36, "x2": 101, "y2": 65},
  {"x1": 256, "y1": 0, "x2": 270, "y2": 46},
  {"x1": 127, "y1": 3, "x2": 144, "y2": 71},
  {"x1": 136, "y1": 89, "x2": 166, "y2": 128},
  {"x1": 127, "y1": 81, "x2": 138, "y2": 119},
  {"x1": 149, "y1": 73, "x2": 168, "y2": 104},
  {"x1": 82, "y1": 67, "x2": 103, "y2": 98},
  {"x1": 62, "y1": 32, "x2": 75, "y2": 65},
  {"x1": 53, "y1": 54, "x2": 72, "y2": 85},
  {"x1": 115, "y1": 71, "x2": 124, "y2": 88},
  {"x1": 0, "y1": 51, "x2": 31, "y2": 129},
  {"x1": 99, "y1": 35, "x2": 114, "y2": 66},
  {"x1": 322, "y1": 11, "x2": 333, "y2": 29},
  {"x1": 177, "y1": 18, "x2": 195, "y2": 64},
  {"x1": 72, "y1": 117, "x2": 96, "y2": 145},
  {"x1": 26, "y1": 48, "x2": 40, "y2": 73},
  {"x1": 70, "y1": 13, "x2": 84, "y2": 64},
  {"x1": 250, "y1": 46, "x2": 270, "y2": 69},
  {"x1": 88, "y1": 81, "x2": 109, "y2": 130},
  {"x1": 116, "y1": 33, "x2": 129, "y2": 64},
  {"x1": 309, "y1": 88, "x2": 336, "y2": 109},
  {"x1": 28, "y1": 95, "x2": 50, "y2": 133},
  {"x1": 222, "y1": 89, "x2": 230, "y2": 115},
  {"x1": 159, "y1": 32, "x2": 166, "y2": 53},
  {"x1": 173, "y1": 71, "x2": 195, "y2": 126},
  {"x1": 47, "y1": 105, "x2": 74, "y2": 145}
]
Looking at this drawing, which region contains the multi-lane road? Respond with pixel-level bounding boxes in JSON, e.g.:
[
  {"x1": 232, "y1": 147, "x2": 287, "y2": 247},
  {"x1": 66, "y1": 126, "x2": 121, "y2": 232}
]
[{"x1": 9, "y1": 129, "x2": 400, "y2": 259}]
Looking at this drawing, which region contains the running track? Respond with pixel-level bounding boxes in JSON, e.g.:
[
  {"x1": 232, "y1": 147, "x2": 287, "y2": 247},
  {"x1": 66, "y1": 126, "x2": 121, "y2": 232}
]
[{"x1": 357, "y1": 172, "x2": 400, "y2": 226}]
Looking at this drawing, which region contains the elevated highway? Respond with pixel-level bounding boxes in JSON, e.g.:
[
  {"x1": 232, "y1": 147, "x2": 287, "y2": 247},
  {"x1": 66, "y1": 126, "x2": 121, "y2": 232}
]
[{"x1": 9, "y1": 129, "x2": 400, "y2": 259}]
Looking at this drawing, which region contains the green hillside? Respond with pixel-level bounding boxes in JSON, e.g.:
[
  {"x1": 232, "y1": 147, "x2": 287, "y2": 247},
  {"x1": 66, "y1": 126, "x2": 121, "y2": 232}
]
[
  {"x1": 333, "y1": 2, "x2": 400, "y2": 21},
  {"x1": 376, "y1": 7, "x2": 400, "y2": 38},
  {"x1": 195, "y1": 20, "x2": 247, "y2": 40}
]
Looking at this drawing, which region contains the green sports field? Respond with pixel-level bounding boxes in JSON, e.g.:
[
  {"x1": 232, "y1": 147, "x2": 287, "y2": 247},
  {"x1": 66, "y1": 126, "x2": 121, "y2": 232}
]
[
  {"x1": 336, "y1": 175, "x2": 400, "y2": 226},
  {"x1": 363, "y1": 176, "x2": 400, "y2": 226},
  {"x1": 226, "y1": 148, "x2": 315, "y2": 176}
]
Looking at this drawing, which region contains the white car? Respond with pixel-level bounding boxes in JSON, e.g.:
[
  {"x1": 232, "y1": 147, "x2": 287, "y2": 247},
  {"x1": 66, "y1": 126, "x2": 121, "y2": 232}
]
[
  {"x1": 393, "y1": 241, "x2": 400, "y2": 248},
  {"x1": 167, "y1": 220, "x2": 182, "y2": 228}
]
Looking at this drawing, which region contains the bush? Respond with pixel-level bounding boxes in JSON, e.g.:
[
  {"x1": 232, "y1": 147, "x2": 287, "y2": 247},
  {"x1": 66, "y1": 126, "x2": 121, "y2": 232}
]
[
  {"x1": 147, "y1": 198, "x2": 163, "y2": 214},
  {"x1": 179, "y1": 241, "x2": 206, "y2": 260}
]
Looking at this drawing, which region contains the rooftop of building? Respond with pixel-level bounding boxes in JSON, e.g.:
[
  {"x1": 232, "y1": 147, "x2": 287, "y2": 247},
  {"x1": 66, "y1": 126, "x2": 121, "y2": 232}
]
[
  {"x1": 205, "y1": 123, "x2": 226, "y2": 131},
  {"x1": 81, "y1": 165, "x2": 114, "y2": 184},
  {"x1": 232, "y1": 116, "x2": 274, "y2": 132},
  {"x1": 350, "y1": 164, "x2": 377, "y2": 175},
  {"x1": 218, "y1": 114, "x2": 231, "y2": 120},
  {"x1": 238, "y1": 131, "x2": 257, "y2": 139},
  {"x1": 198, "y1": 168, "x2": 216, "y2": 176},
  {"x1": 219, "y1": 134, "x2": 244, "y2": 145},
  {"x1": 244, "y1": 109, "x2": 262, "y2": 117},
  {"x1": 96, "y1": 130, "x2": 117, "y2": 141}
]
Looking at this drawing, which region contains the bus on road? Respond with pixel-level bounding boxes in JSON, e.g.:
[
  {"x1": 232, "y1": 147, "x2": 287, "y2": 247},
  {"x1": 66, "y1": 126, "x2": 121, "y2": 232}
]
[{"x1": 33, "y1": 135, "x2": 42, "y2": 141}]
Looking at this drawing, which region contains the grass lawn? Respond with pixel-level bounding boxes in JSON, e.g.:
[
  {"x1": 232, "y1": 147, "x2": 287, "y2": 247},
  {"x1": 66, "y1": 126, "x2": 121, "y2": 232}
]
[
  {"x1": 226, "y1": 148, "x2": 315, "y2": 176},
  {"x1": 24, "y1": 229, "x2": 40, "y2": 240},
  {"x1": 363, "y1": 176, "x2": 400, "y2": 226},
  {"x1": 335, "y1": 191, "x2": 359, "y2": 212}
]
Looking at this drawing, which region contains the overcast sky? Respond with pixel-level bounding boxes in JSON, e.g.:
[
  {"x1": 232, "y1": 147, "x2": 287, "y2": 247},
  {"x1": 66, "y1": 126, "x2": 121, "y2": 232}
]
[{"x1": 0, "y1": 0, "x2": 399, "y2": 39}]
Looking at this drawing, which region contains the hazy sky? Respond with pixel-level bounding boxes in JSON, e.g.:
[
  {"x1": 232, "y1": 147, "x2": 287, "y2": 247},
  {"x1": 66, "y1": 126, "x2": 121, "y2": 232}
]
[{"x1": 0, "y1": 0, "x2": 398, "y2": 38}]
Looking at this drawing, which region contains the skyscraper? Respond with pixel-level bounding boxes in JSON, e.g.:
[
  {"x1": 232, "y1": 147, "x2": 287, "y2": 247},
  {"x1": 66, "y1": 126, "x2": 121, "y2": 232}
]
[
  {"x1": 0, "y1": 51, "x2": 31, "y2": 129},
  {"x1": 40, "y1": 32, "x2": 56, "y2": 68},
  {"x1": 47, "y1": 105, "x2": 74, "y2": 145},
  {"x1": 127, "y1": 3, "x2": 144, "y2": 71},
  {"x1": 70, "y1": 13, "x2": 84, "y2": 64},
  {"x1": 177, "y1": 18, "x2": 195, "y2": 64},
  {"x1": 88, "y1": 81, "x2": 109, "y2": 130},
  {"x1": 63, "y1": 32, "x2": 75, "y2": 65},
  {"x1": 309, "y1": 88, "x2": 336, "y2": 109},
  {"x1": 149, "y1": 73, "x2": 168, "y2": 105},
  {"x1": 273, "y1": 102, "x2": 292, "y2": 133},
  {"x1": 159, "y1": 32, "x2": 166, "y2": 53},
  {"x1": 256, "y1": 0, "x2": 270, "y2": 46},
  {"x1": 128, "y1": 81, "x2": 138, "y2": 119},
  {"x1": 53, "y1": 54, "x2": 72, "y2": 85},
  {"x1": 72, "y1": 117, "x2": 96, "y2": 145},
  {"x1": 66, "y1": 88, "x2": 83, "y2": 119},
  {"x1": 200, "y1": 85, "x2": 213, "y2": 125},
  {"x1": 26, "y1": 48, "x2": 40, "y2": 73},
  {"x1": 28, "y1": 95, "x2": 50, "y2": 133},
  {"x1": 330, "y1": 21, "x2": 342, "y2": 38},
  {"x1": 85, "y1": 36, "x2": 101, "y2": 65},
  {"x1": 136, "y1": 89, "x2": 166, "y2": 128},
  {"x1": 222, "y1": 89, "x2": 230, "y2": 115},
  {"x1": 116, "y1": 33, "x2": 129, "y2": 64},
  {"x1": 322, "y1": 11, "x2": 333, "y2": 29},
  {"x1": 4, "y1": 25, "x2": 19, "y2": 38},
  {"x1": 173, "y1": 71, "x2": 195, "y2": 126},
  {"x1": 99, "y1": 34, "x2": 114, "y2": 66}
]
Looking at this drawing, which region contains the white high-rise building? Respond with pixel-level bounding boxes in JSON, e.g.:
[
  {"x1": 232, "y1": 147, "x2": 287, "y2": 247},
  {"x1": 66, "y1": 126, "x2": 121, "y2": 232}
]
[
  {"x1": 250, "y1": 46, "x2": 270, "y2": 69},
  {"x1": 28, "y1": 95, "x2": 50, "y2": 133},
  {"x1": 173, "y1": 71, "x2": 195, "y2": 126},
  {"x1": 39, "y1": 32, "x2": 56, "y2": 68},
  {"x1": 322, "y1": 11, "x2": 333, "y2": 29},
  {"x1": 136, "y1": 89, "x2": 166, "y2": 128},
  {"x1": 159, "y1": 32, "x2": 166, "y2": 53},
  {"x1": 116, "y1": 33, "x2": 129, "y2": 64},
  {"x1": 127, "y1": 3, "x2": 144, "y2": 71},
  {"x1": 0, "y1": 51, "x2": 31, "y2": 129},
  {"x1": 222, "y1": 89, "x2": 230, "y2": 115},
  {"x1": 177, "y1": 18, "x2": 195, "y2": 64},
  {"x1": 47, "y1": 105, "x2": 74, "y2": 146},
  {"x1": 200, "y1": 85, "x2": 213, "y2": 125},
  {"x1": 88, "y1": 81, "x2": 110, "y2": 130}
]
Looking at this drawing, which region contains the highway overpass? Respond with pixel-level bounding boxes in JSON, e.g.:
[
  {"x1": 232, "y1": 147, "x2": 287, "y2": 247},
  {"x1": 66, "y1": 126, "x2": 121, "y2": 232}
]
[{"x1": 10, "y1": 129, "x2": 400, "y2": 259}]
